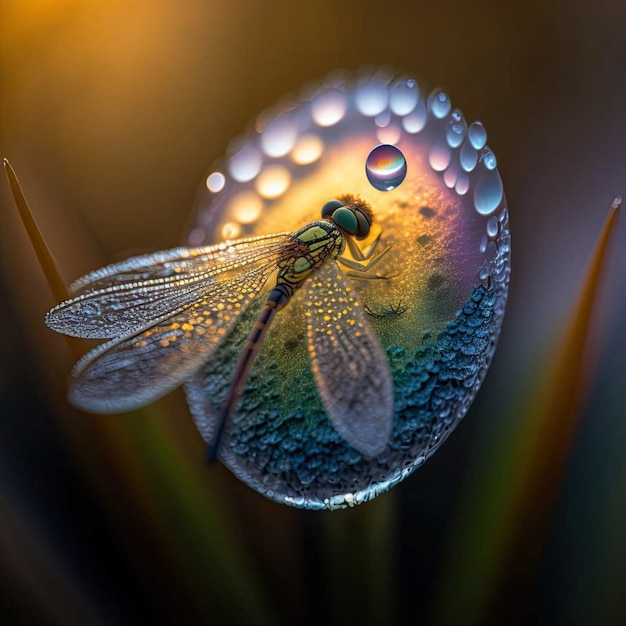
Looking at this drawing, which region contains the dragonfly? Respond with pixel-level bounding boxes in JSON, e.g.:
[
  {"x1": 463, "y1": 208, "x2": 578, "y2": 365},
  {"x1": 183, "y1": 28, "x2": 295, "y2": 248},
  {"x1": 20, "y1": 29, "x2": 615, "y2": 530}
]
[{"x1": 45, "y1": 195, "x2": 395, "y2": 459}]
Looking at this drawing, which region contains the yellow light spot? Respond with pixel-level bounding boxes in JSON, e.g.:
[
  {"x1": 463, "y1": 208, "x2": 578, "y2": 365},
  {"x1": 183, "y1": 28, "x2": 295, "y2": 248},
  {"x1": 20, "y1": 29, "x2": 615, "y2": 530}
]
[
  {"x1": 160, "y1": 339, "x2": 170, "y2": 347},
  {"x1": 135, "y1": 340, "x2": 147, "y2": 348},
  {"x1": 221, "y1": 221, "x2": 242, "y2": 239},
  {"x1": 255, "y1": 165, "x2": 291, "y2": 199},
  {"x1": 291, "y1": 135, "x2": 324, "y2": 165},
  {"x1": 228, "y1": 190, "x2": 264, "y2": 224},
  {"x1": 182, "y1": 323, "x2": 194, "y2": 331}
]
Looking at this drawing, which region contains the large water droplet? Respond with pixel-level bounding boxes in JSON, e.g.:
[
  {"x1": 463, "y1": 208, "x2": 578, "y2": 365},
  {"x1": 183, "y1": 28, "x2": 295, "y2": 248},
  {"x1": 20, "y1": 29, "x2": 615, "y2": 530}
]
[
  {"x1": 389, "y1": 78, "x2": 419, "y2": 115},
  {"x1": 229, "y1": 145, "x2": 262, "y2": 182},
  {"x1": 261, "y1": 115, "x2": 298, "y2": 157},
  {"x1": 365, "y1": 144, "x2": 407, "y2": 191},
  {"x1": 474, "y1": 167, "x2": 504, "y2": 215},
  {"x1": 459, "y1": 140, "x2": 478, "y2": 172},
  {"x1": 428, "y1": 88, "x2": 451, "y2": 119},
  {"x1": 468, "y1": 121, "x2": 487, "y2": 149}
]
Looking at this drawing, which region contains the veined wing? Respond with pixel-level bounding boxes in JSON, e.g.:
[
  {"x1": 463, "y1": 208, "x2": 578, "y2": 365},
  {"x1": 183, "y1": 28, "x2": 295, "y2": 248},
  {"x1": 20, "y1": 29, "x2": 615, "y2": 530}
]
[
  {"x1": 46, "y1": 233, "x2": 291, "y2": 339},
  {"x1": 304, "y1": 262, "x2": 394, "y2": 457},
  {"x1": 68, "y1": 262, "x2": 277, "y2": 413}
]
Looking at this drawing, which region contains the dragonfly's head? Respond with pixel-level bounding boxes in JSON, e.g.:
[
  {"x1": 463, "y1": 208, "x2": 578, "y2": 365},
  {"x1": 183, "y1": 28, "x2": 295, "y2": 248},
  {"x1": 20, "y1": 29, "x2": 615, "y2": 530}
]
[{"x1": 321, "y1": 195, "x2": 373, "y2": 241}]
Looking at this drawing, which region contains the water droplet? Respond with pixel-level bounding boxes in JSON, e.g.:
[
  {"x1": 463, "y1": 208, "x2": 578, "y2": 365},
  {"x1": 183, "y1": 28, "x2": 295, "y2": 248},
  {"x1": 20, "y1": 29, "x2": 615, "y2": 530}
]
[
  {"x1": 481, "y1": 148, "x2": 497, "y2": 170},
  {"x1": 311, "y1": 88, "x2": 348, "y2": 127},
  {"x1": 459, "y1": 140, "x2": 478, "y2": 172},
  {"x1": 206, "y1": 171, "x2": 225, "y2": 192},
  {"x1": 365, "y1": 144, "x2": 407, "y2": 191},
  {"x1": 468, "y1": 121, "x2": 487, "y2": 149},
  {"x1": 428, "y1": 141, "x2": 451, "y2": 172},
  {"x1": 355, "y1": 78, "x2": 389, "y2": 117},
  {"x1": 486, "y1": 216, "x2": 499, "y2": 237},
  {"x1": 389, "y1": 78, "x2": 419, "y2": 115},
  {"x1": 479, "y1": 234, "x2": 488, "y2": 254},
  {"x1": 474, "y1": 167, "x2": 504, "y2": 215},
  {"x1": 402, "y1": 100, "x2": 427, "y2": 133},
  {"x1": 261, "y1": 115, "x2": 298, "y2": 157},
  {"x1": 375, "y1": 111, "x2": 392, "y2": 127},
  {"x1": 428, "y1": 88, "x2": 451, "y2": 119},
  {"x1": 445, "y1": 109, "x2": 466, "y2": 148},
  {"x1": 443, "y1": 165, "x2": 458, "y2": 189},
  {"x1": 377, "y1": 123, "x2": 401, "y2": 145},
  {"x1": 228, "y1": 145, "x2": 263, "y2": 182},
  {"x1": 455, "y1": 173, "x2": 469, "y2": 195}
]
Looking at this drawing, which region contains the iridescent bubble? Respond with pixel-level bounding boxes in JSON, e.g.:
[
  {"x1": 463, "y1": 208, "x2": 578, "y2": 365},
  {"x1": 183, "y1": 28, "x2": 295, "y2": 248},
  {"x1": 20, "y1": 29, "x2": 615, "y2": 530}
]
[{"x1": 365, "y1": 144, "x2": 407, "y2": 191}]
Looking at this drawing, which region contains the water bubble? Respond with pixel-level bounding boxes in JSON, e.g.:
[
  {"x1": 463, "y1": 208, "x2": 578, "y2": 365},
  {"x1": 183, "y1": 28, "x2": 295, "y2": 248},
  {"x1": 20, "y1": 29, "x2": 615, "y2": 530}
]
[
  {"x1": 311, "y1": 88, "x2": 348, "y2": 127},
  {"x1": 474, "y1": 167, "x2": 504, "y2": 215},
  {"x1": 255, "y1": 165, "x2": 291, "y2": 199},
  {"x1": 445, "y1": 109, "x2": 467, "y2": 148},
  {"x1": 229, "y1": 145, "x2": 263, "y2": 182},
  {"x1": 389, "y1": 78, "x2": 419, "y2": 115},
  {"x1": 291, "y1": 135, "x2": 324, "y2": 165},
  {"x1": 428, "y1": 141, "x2": 451, "y2": 172},
  {"x1": 428, "y1": 88, "x2": 451, "y2": 119},
  {"x1": 481, "y1": 148, "x2": 497, "y2": 170},
  {"x1": 459, "y1": 140, "x2": 478, "y2": 172},
  {"x1": 365, "y1": 144, "x2": 407, "y2": 191},
  {"x1": 443, "y1": 165, "x2": 458, "y2": 189},
  {"x1": 402, "y1": 100, "x2": 427, "y2": 133},
  {"x1": 455, "y1": 173, "x2": 470, "y2": 195},
  {"x1": 486, "y1": 216, "x2": 499, "y2": 238},
  {"x1": 261, "y1": 115, "x2": 298, "y2": 157},
  {"x1": 206, "y1": 171, "x2": 225, "y2": 192},
  {"x1": 355, "y1": 78, "x2": 389, "y2": 116},
  {"x1": 468, "y1": 121, "x2": 487, "y2": 149},
  {"x1": 375, "y1": 111, "x2": 392, "y2": 127}
]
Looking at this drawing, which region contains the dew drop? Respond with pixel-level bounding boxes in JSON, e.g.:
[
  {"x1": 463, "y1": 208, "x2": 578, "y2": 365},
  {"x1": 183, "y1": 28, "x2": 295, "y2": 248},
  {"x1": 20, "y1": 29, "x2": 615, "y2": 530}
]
[
  {"x1": 486, "y1": 216, "x2": 499, "y2": 237},
  {"x1": 355, "y1": 79, "x2": 389, "y2": 117},
  {"x1": 428, "y1": 88, "x2": 451, "y2": 119},
  {"x1": 468, "y1": 121, "x2": 487, "y2": 149},
  {"x1": 428, "y1": 141, "x2": 451, "y2": 172},
  {"x1": 443, "y1": 165, "x2": 458, "y2": 189},
  {"x1": 459, "y1": 140, "x2": 478, "y2": 172},
  {"x1": 474, "y1": 167, "x2": 504, "y2": 215},
  {"x1": 365, "y1": 144, "x2": 407, "y2": 191},
  {"x1": 261, "y1": 115, "x2": 298, "y2": 157},
  {"x1": 206, "y1": 171, "x2": 225, "y2": 192},
  {"x1": 445, "y1": 109, "x2": 466, "y2": 148},
  {"x1": 389, "y1": 78, "x2": 419, "y2": 115},
  {"x1": 455, "y1": 173, "x2": 469, "y2": 195},
  {"x1": 481, "y1": 148, "x2": 497, "y2": 170},
  {"x1": 228, "y1": 145, "x2": 263, "y2": 183},
  {"x1": 311, "y1": 88, "x2": 348, "y2": 127},
  {"x1": 402, "y1": 100, "x2": 427, "y2": 133}
]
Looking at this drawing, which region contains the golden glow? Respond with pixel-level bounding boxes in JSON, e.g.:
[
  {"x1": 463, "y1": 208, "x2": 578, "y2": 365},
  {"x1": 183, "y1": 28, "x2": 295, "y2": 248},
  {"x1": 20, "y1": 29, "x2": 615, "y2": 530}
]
[
  {"x1": 255, "y1": 165, "x2": 291, "y2": 199},
  {"x1": 291, "y1": 135, "x2": 324, "y2": 165},
  {"x1": 221, "y1": 221, "x2": 242, "y2": 239},
  {"x1": 228, "y1": 191, "x2": 264, "y2": 224}
]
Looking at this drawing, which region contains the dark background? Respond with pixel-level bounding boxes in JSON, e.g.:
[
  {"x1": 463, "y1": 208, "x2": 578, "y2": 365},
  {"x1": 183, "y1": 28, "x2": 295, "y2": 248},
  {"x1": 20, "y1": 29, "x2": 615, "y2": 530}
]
[{"x1": 1, "y1": 1, "x2": 625, "y2": 624}]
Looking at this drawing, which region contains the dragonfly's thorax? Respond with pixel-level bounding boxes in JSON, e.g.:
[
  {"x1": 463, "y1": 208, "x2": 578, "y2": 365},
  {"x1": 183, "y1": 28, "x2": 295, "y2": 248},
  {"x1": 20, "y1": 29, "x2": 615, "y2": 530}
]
[{"x1": 275, "y1": 220, "x2": 343, "y2": 298}]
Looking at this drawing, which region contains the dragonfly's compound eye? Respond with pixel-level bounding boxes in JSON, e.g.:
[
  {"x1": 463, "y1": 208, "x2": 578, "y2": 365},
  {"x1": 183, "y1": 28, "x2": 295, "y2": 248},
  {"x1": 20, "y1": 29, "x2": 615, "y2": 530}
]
[
  {"x1": 190, "y1": 69, "x2": 511, "y2": 509},
  {"x1": 330, "y1": 206, "x2": 358, "y2": 235},
  {"x1": 321, "y1": 199, "x2": 344, "y2": 220}
]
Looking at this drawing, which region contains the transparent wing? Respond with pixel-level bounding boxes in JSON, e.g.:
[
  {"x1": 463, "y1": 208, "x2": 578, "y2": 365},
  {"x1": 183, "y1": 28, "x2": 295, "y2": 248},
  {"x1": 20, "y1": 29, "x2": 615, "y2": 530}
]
[
  {"x1": 46, "y1": 233, "x2": 291, "y2": 339},
  {"x1": 304, "y1": 262, "x2": 394, "y2": 457},
  {"x1": 68, "y1": 262, "x2": 278, "y2": 413}
]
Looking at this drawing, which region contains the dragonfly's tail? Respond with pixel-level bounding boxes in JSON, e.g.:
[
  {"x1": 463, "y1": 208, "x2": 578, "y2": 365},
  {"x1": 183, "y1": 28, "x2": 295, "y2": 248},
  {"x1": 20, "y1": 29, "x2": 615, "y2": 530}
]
[{"x1": 207, "y1": 285, "x2": 290, "y2": 463}]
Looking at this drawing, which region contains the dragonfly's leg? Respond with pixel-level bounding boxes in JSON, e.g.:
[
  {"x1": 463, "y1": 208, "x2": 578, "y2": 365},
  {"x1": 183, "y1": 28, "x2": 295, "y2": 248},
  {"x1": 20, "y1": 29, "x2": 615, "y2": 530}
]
[
  {"x1": 344, "y1": 231, "x2": 383, "y2": 261},
  {"x1": 338, "y1": 244, "x2": 395, "y2": 280}
]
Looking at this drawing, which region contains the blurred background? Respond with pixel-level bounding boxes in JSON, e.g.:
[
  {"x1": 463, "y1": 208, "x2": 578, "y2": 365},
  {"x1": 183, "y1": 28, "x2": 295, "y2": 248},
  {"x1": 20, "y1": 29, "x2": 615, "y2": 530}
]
[{"x1": 1, "y1": 1, "x2": 625, "y2": 624}]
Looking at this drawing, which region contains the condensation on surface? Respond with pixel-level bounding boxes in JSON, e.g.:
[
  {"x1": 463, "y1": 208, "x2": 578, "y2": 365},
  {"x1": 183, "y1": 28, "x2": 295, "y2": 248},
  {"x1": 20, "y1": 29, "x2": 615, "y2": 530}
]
[{"x1": 186, "y1": 69, "x2": 511, "y2": 509}]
